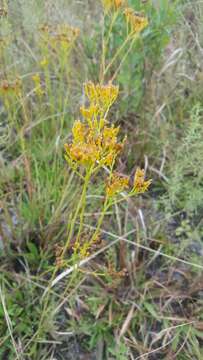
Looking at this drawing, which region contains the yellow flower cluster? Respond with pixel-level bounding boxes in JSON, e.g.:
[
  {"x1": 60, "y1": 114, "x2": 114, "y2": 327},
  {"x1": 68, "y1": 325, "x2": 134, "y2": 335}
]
[
  {"x1": 65, "y1": 82, "x2": 124, "y2": 168},
  {"x1": 124, "y1": 8, "x2": 148, "y2": 34},
  {"x1": 133, "y1": 167, "x2": 152, "y2": 194},
  {"x1": 106, "y1": 168, "x2": 152, "y2": 198},
  {"x1": 40, "y1": 23, "x2": 80, "y2": 51},
  {"x1": 102, "y1": 0, "x2": 125, "y2": 11},
  {"x1": 101, "y1": 1, "x2": 148, "y2": 36},
  {"x1": 106, "y1": 172, "x2": 129, "y2": 197},
  {"x1": 84, "y1": 81, "x2": 119, "y2": 113}
]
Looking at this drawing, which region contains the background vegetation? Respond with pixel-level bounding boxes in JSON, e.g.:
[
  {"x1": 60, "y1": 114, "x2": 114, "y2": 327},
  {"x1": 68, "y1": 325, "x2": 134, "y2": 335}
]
[{"x1": 0, "y1": 0, "x2": 203, "y2": 359}]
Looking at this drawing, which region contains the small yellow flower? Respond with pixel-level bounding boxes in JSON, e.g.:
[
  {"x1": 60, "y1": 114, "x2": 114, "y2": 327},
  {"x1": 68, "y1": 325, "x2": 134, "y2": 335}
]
[
  {"x1": 103, "y1": 153, "x2": 114, "y2": 166},
  {"x1": 80, "y1": 104, "x2": 101, "y2": 129},
  {"x1": 72, "y1": 120, "x2": 86, "y2": 144},
  {"x1": 80, "y1": 104, "x2": 99, "y2": 119},
  {"x1": 124, "y1": 8, "x2": 148, "y2": 34},
  {"x1": 132, "y1": 168, "x2": 152, "y2": 193},
  {"x1": 106, "y1": 173, "x2": 129, "y2": 197},
  {"x1": 32, "y1": 74, "x2": 40, "y2": 83},
  {"x1": 104, "y1": 125, "x2": 125, "y2": 152},
  {"x1": 32, "y1": 73, "x2": 44, "y2": 97},
  {"x1": 40, "y1": 57, "x2": 49, "y2": 67},
  {"x1": 79, "y1": 242, "x2": 90, "y2": 258},
  {"x1": 103, "y1": 125, "x2": 119, "y2": 145}
]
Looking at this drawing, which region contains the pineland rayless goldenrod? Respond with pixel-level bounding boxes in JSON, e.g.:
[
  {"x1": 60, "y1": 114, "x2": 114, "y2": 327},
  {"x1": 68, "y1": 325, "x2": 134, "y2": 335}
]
[
  {"x1": 63, "y1": 82, "x2": 151, "y2": 259},
  {"x1": 64, "y1": 82, "x2": 151, "y2": 196}
]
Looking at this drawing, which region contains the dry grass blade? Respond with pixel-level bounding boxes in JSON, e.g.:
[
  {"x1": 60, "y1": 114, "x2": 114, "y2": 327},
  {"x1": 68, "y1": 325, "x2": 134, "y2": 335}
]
[
  {"x1": 118, "y1": 304, "x2": 136, "y2": 341},
  {"x1": 83, "y1": 224, "x2": 203, "y2": 270}
]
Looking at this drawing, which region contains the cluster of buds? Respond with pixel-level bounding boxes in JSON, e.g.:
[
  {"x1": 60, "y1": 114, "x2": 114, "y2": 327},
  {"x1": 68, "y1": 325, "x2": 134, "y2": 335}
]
[
  {"x1": 65, "y1": 82, "x2": 124, "y2": 169},
  {"x1": 39, "y1": 23, "x2": 80, "y2": 51}
]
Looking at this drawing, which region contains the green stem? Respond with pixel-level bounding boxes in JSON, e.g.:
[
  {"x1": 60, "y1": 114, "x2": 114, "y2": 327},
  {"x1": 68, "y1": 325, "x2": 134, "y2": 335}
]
[
  {"x1": 62, "y1": 168, "x2": 91, "y2": 257},
  {"x1": 74, "y1": 169, "x2": 91, "y2": 247},
  {"x1": 90, "y1": 196, "x2": 110, "y2": 244},
  {"x1": 110, "y1": 35, "x2": 137, "y2": 82},
  {"x1": 104, "y1": 34, "x2": 132, "y2": 78},
  {"x1": 36, "y1": 168, "x2": 91, "y2": 344}
]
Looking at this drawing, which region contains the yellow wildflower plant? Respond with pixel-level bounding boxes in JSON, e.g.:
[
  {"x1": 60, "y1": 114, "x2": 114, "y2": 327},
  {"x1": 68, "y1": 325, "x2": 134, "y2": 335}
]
[
  {"x1": 63, "y1": 83, "x2": 151, "y2": 261},
  {"x1": 124, "y1": 8, "x2": 148, "y2": 35}
]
